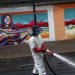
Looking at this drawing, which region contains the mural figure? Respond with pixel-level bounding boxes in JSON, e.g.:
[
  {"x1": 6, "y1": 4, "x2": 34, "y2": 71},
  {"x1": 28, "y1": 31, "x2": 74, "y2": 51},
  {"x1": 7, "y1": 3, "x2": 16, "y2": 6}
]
[{"x1": 0, "y1": 14, "x2": 28, "y2": 46}]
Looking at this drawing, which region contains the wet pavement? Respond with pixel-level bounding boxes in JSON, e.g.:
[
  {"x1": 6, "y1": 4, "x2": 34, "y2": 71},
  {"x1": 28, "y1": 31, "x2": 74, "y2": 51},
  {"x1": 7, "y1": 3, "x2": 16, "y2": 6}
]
[{"x1": 0, "y1": 52, "x2": 75, "y2": 75}]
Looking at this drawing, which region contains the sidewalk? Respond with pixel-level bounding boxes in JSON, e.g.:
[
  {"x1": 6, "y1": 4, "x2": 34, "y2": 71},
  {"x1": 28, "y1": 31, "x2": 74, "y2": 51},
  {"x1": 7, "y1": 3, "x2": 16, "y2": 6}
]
[{"x1": 0, "y1": 39, "x2": 75, "y2": 59}]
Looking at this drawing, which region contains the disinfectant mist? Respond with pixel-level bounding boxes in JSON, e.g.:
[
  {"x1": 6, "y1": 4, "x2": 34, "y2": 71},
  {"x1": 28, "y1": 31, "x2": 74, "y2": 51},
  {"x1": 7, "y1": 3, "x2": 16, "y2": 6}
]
[{"x1": 53, "y1": 53, "x2": 75, "y2": 67}]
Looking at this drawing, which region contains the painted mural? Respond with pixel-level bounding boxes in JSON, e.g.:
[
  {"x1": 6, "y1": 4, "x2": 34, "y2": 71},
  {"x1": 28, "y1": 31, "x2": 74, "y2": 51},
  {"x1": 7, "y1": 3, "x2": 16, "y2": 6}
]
[
  {"x1": 0, "y1": 11, "x2": 49, "y2": 46},
  {"x1": 64, "y1": 8, "x2": 75, "y2": 39}
]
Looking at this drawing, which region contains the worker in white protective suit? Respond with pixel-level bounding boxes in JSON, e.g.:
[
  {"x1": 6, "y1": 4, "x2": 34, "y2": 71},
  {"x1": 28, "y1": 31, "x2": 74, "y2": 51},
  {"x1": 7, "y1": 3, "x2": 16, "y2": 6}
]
[{"x1": 29, "y1": 25, "x2": 53, "y2": 75}]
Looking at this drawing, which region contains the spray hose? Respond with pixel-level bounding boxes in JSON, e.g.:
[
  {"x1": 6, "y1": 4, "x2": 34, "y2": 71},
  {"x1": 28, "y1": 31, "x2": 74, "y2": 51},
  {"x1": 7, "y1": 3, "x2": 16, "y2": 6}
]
[{"x1": 42, "y1": 52, "x2": 57, "y2": 75}]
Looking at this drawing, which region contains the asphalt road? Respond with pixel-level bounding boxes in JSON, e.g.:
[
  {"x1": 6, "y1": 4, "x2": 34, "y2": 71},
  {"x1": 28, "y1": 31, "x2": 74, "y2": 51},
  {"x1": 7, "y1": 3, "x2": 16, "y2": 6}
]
[{"x1": 0, "y1": 52, "x2": 75, "y2": 75}]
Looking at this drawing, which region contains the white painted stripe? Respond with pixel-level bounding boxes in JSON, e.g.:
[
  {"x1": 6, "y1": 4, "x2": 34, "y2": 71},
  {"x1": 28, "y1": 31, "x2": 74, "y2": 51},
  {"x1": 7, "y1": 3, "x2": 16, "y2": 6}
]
[
  {"x1": 47, "y1": 6, "x2": 55, "y2": 41},
  {"x1": 0, "y1": 6, "x2": 33, "y2": 13},
  {"x1": 0, "y1": 6, "x2": 52, "y2": 13}
]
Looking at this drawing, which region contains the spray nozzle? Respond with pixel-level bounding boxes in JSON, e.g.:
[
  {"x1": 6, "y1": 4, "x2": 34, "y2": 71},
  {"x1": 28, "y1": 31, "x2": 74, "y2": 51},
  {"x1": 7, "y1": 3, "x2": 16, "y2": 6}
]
[{"x1": 46, "y1": 49, "x2": 53, "y2": 55}]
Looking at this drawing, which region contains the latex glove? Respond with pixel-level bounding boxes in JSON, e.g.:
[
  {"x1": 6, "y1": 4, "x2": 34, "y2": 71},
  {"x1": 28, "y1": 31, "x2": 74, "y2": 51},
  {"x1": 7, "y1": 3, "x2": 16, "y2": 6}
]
[{"x1": 41, "y1": 44, "x2": 47, "y2": 52}]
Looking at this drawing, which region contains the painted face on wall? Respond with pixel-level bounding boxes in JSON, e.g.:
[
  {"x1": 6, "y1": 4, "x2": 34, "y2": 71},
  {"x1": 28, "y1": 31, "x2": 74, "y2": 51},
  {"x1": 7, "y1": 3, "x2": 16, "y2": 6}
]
[{"x1": 4, "y1": 16, "x2": 11, "y2": 25}]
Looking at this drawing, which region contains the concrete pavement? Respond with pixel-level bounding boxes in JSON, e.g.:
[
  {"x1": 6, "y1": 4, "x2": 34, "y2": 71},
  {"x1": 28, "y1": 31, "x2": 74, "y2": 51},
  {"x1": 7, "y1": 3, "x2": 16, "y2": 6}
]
[{"x1": 0, "y1": 52, "x2": 75, "y2": 75}]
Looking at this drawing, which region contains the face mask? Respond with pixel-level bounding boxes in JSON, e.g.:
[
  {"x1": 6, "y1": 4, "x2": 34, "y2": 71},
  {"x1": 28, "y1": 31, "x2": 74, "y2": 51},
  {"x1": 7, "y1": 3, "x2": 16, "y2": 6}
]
[{"x1": 32, "y1": 27, "x2": 43, "y2": 36}]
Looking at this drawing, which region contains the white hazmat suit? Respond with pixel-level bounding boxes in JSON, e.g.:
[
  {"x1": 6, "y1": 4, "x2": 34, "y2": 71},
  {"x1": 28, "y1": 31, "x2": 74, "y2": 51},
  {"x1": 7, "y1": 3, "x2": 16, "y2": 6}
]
[{"x1": 29, "y1": 35, "x2": 46, "y2": 75}]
